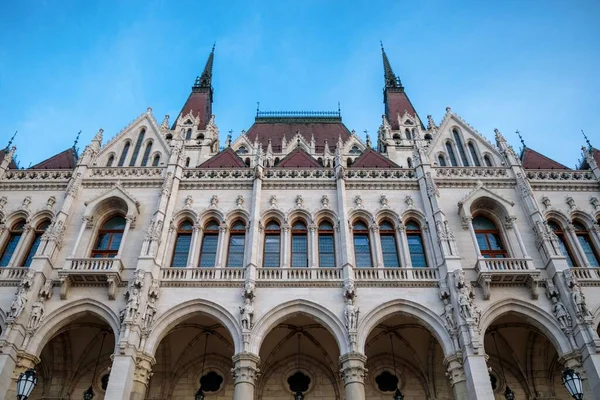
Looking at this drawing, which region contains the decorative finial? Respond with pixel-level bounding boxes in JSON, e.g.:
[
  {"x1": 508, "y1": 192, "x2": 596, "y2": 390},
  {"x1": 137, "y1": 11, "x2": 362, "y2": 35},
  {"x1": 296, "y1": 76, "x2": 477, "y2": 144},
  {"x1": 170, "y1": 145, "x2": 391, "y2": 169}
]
[
  {"x1": 582, "y1": 130, "x2": 592, "y2": 151},
  {"x1": 6, "y1": 131, "x2": 17, "y2": 150},
  {"x1": 338, "y1": 101, "x2": 341, "y2": 115},
  {"x1": 380, "y1": 40, "x2": 384, "y2": 50},
  {"x1": 366, "y1": 134, "x2": 371, "y2": 148},
  {"x1": 212, "y1": 42, "x2": 216, "y2": 52},
  {"x1": 516, "y1": 130, "x2": 525, "y2": 149},
  {"x1": 73, "y1": 130, "x2": 81, "y2": 149},
  {"x1": 256, "y1": 102, "x2": 260, "y2": 117}
]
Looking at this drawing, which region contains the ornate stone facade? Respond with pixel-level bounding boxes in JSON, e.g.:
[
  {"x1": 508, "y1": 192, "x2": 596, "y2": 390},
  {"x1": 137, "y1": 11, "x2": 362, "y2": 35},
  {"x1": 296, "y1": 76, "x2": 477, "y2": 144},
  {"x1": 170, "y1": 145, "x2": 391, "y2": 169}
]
[{"x1": 0, "y1": 46, "x2": 599, "y2": 400}]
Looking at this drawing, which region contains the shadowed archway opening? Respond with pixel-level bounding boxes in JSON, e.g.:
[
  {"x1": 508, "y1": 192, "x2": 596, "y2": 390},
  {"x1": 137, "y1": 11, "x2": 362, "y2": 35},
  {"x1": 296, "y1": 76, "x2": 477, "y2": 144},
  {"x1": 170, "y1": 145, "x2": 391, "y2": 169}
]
[
  {"x1": 364, "y1": 314, "x2": 452, "y2": 399},
  {"x1": 146, "y1": 313, "x2": 233, "y2": 399},
  {"x1": 257, "y1": 314, "x2": 342, "y2": 400}
]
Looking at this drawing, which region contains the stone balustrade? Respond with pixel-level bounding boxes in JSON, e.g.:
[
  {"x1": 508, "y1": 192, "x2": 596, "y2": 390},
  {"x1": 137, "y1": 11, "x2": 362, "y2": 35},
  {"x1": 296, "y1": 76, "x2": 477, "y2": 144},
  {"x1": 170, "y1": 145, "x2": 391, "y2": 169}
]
[
  {"x1": 58, "y1": 257, "x2": 124, "y2": 300},
  {"x1": 569, "y1": 268, "x2": 600, "y2": 286},
  {"x1": 160, "y1": 267, "x2": 245, "y2": 285},
  {"x1": 257, "y1": 267, "x2": 342, "y2": 282},
  {"x1": 354, "y1": 267, "x2": 439, "y2": 286},
  {"x1": 475, "y1": 257, "x2": 540, "y2": 300},
  {"x1": 0, "y1": 267, "x2": 30, "y2": 283}
]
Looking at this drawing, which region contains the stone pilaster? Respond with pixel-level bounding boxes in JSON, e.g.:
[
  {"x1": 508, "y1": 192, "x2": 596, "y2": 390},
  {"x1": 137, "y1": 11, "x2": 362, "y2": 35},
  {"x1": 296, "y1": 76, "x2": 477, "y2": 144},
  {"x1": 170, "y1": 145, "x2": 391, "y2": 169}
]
[
  {"x1": 444, "y1": 353, "x2": 468, "y2": 399},
  {"x1": 339, "y1": 352, "x2": 367, "y2": 400},
  {"x1": 232, "y1": 352, "x2": 260, "y2": 400}
]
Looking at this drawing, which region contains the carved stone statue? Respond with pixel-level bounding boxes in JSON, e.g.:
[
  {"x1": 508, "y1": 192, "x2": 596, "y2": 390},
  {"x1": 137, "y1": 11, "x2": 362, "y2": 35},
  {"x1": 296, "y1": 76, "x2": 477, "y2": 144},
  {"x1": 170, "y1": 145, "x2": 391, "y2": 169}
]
[
  {"x1": 270, "y1": 195, "x2": 277, "y2": 208},
  {"x1": 236, "y1": 195, "x2": 245, "y2": 208},
  {"x1": 27, "y1": 300, "x2": 44, "y2": 330},
  {"x1": 442, "y1": 298, "x2": 456, "y2": 331},
  {"x1": 405, "y1": 195, "x2": 414, "y2": 208},
  {"x1": 344, "y1": 298, "x2": 359, "y2": 331},
  {"x1": 572, "y1": 285, "x2": 591, "y2": 318},
  {"x1": 551, "y1": 296, "x2": 572, "y2": 330},
  {"x1": 9, "y1": 286, "x2": 27, "y2": 319},
  {"x1": 295, "y1": 195, "x2": 304, "y2": 208},
  {"x1": 184, "y1": 195, "x2": 193, "y2": 208},
  {"x1": 321, "y1": 195, "x2": 330, "y2": 208},
  {"x1": 343, "y1": 280, "x2": 356, "y2": 301},
  {"x1": 354, "y1": 195, "x2": 363, "y2": 208},
  {"x1": 210, "y1": 195, "x2": 219, "y2": 207},
  {"x1": 243, "y1": 280, "x2": 255, "y2": 300},
  {"x1": 380, "y1": 195, "x2": 388, "y2": 207},
  {"x1": 126, "y1": 287, "x2": 141, "y2": 320},
  {"x1": 240, "y1": 297, "x2": 254, "y2": 330},
  {"x1": 142, "y1": 296, "x2": 157, "y2": 331}
]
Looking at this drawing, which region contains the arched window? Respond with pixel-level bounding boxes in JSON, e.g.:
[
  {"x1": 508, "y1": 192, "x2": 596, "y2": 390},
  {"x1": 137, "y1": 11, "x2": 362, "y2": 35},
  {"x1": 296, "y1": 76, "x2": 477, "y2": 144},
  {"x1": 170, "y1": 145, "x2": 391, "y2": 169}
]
[
  {"x1": 318, "y1": 221, "x2": 335, "y2": 267},
  {"x1": 199, "y1": 221, "x2": 219, "y2": 267},
  {"x1": 353, "y1": 221, "x2": 372, "y2": 268},
  {"x1": 350, "y1": 146, "x2": 362, "y2": 155},
  {"x1": 483, "y1": 154, "x2": 493, "y2": 167},
  {"x1": 347, "y1": 158, "x2": 353, "y2": 168},
  {"x1": 548, "y1": 221, "x2": 576, "y2": 267},
  {"x1": 197, "y1": 132, "x2": 205, "y2": 140},
  {"x1": 446, "y1": 142, "x2": 458, "y2": 166},
  {"x1": 468, "y1": 142, "x2": 481, "y2": 166},
  {"x1": 185, "y1": 157, "x2": 190, "y2": 167},
  {"x1": 227, "y1": 220, "x2": 246, "y2": 267},
  {"x1": 106, "y1": 154, "x2": 115, "y2": 167},
  {"x1": 406, "y1": 221, "x2": 427, "y2": 267},
  {"x1": 117, "y1": 142, "x2": 131, "y2": 167},
  {"x1": 438, "y1": 154, "x2": 447, "y2": 167},
  {"x1": 274, "y1": 157, "x2": 280, "y2": 165},
  {"x1": 380, "y1": 221, "x2": 399, "y2": 268},
  {"x1": 291, "y1": 220, "x2": 308, "y2": 268},
  {"x1": 393, "y1": 134, "x2": 401, "y2": 143},
  {"x1": 473, "y1": 216, "x2": 506, "y2": 258},
  {"x1": 152, "y1": 154, "x2": 161, "y2": 167},
  {"x1": 91, "y1": 216, "x2": 126, "y2": 258},
  {"x1": 263, "y1": 221, "x2": 281, "y2": 268},
  {"x1": 405, "y1": 129, "x2": 412, "y2": 140},
  {"x1": 407, "y1": 157, "x2": 413, "y2": 168},
  {"x1": 171, "y1": 220, "x2": 193, "y2": 268},
  {"x1": 236, "y1": 146, "x2": 248, "y2": 155},
  {"x1": 22, "y1": 220, "x2": 51, "y2": 267},
  {"x1": 129, "y1": 129, "x2": 146, "y2": 166},
  {"x1": 186, "y1": 128, "x2": 192, "y2": 140},
  {"x1": 0, "y1": 221, "x2": 26, "y2": 266},
  {"x1": 245, "y1": 158, "x2": 251, "y2": 167},
  {"x1": 573, "y1": 221, "x2": 600, "y2": 267},
  {"x1": 141, "y1": 141, "x2": 153, "y2": 166},
  {"x1": 452, "y1": 129, "x2": 469, "y2": 166}
]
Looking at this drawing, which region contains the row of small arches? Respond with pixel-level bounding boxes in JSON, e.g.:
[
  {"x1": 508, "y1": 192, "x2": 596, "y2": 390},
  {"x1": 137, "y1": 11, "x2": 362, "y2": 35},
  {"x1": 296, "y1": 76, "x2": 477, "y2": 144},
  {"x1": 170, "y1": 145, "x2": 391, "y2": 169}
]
[
  {"x1": 438, "y1": 128, "x2": 493, "y2": 167},
  {"x1": 106, "y1": 129, "x2": 161, "y2": 167}
]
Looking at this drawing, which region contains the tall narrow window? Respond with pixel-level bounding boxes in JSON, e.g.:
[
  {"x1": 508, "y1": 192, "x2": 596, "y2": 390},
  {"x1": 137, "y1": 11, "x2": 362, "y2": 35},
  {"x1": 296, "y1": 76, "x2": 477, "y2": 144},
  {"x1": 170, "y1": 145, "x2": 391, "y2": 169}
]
[
  {"x1": 548, "y1": 221, "x2": 576, "y2": 267},
  {"x1": 446, "y1": 142, "x2": 458, "y2": 166},
  {"x1": 318, "y1": 221, "x2": 335, "y2": 267},
  {"x1": 141, "y1": 141, "x2": 153, "y2": 166},
  {"x1": 129, "y1": 130, "x2": 146, "y2": 166},
  {"x1": 152, "y1": 154, "x2": 161, "y2": 166},
  {"x1": 0, "y1": 221, "x2": 25, "y2": 266},
  {"x1": 353, "y1": 221, "x2": 372, "y2": 268},
  {"x1": 453, "y1": 129, "x2": 469, "y2": 166},
  {"x1": 405, "y1": 129, "x2": 412, "y2": 140},
  {"x1": 227, "y1": 221, "x2": 246, "y2": 267},
  {"x1": 406, "y1": 221, "x2": 427, "y2": 267},
  {"x1": 483, "y1": 155, "x2": 493, "y2": 167},
  {"x1": 438, "y1": 155, "x2": 447, "y2": 167},
  {"x1": 22, "y1": 221, "x2": 50, "y2": 267},
  {"x1": 473, "y1": 216, "x2": 507, "y2": 258},
  {"x1": 118, "y1": 142, "x2": 131, "y2": 167},
  {"x1": 573, "y1": 221, "x2": 600, "y2": 267},
  {"x1": 91, "y1": 216, "x2": 126, "y2": 258},
  {"x1": 106, "y1": 154, "x2": 115, "y2": 167},
  {"x1": 467, "y1": 142, "x2": 481, "y2": 166},
  {"x1": 291, "y1": 221, "x2": 308, "y2": 268},
  {"x1": 199, "y1": 221, "x2": 219, "y2": 267},
  {"x1": 380, "y1": 221, "x2": 399, "y2": 267},
  {"x1": 171, "y1": 221, "x2": 193, "y2": 267},
  {"x1": 186, "y1": 128, "x2": 192, "y2": 140},
  {"x1": 263, "y1": 221, "x2": 281, "y2": 267}
]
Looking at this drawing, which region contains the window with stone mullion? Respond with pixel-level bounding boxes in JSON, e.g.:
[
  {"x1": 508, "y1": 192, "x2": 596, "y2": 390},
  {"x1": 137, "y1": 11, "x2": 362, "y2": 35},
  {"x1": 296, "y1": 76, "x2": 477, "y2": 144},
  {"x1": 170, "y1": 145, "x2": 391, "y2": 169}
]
[
  {"x1": 0, "y1": 232, "x2": 22, "y2": 266},
  {"x1": 577, "y1": 234, "x2": 600, "y2": 267}
]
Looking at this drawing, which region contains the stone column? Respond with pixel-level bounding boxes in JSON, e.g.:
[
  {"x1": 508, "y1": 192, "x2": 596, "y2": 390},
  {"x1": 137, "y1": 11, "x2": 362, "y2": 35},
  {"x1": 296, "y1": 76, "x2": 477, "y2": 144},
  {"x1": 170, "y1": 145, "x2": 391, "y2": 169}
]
[
  {"x1": 369, "y1": 224, "x2": 383, "y2": 268},
  {"x1": 105, "y1": 354, "x2": 137, "y2": 399},
  {"x1": 130, "y1": 354, "x2": 155, "y2": 400},
  {"x1": 397, "y1": 225, "x2": 411, "y2": 267},
  {"x1": 116, "y1": 215, "x2": 134, "y2": 258},
  {"x1": 215, "y1": 223, "x2": 228, "y2": 268},
  {"x1": 462, "y1": 354, "x2": 494, "y2": 400},
  {"x1": 444, "y1": 354, "x2": 468, "y2": 399},
  {"x1": 339, "y1": 352, "x2": 367, "y2": 400},
  {"x1": 308, "y1": 223, "x2": 317, "y2": 268},
  {"x1": 6, "y1": 224, "x2": 32, "y2": 268},
  {"x1": 187, "y1": 224, "x2": 201, "y2": 268},
  {"x1": 70, "y1": 216, "x2": 90, "y2": 258},
  {"x1": 232, "y1": 352, "x2": 260, "y2": 400},
  {"x1": 281, "y1": 223, "x2": 290, "y2": 268}
]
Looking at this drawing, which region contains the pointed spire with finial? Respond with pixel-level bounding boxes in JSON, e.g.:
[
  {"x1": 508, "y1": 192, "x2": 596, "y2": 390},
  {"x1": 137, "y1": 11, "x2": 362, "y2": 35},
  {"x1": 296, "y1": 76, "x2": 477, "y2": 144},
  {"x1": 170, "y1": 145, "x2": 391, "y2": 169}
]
[
  {"x1": 582, "y1": 130, "x2": 592, "y2": 153},
  {"x1": 5, "y1": 131, "x2": 17, "y2": 150},
  {"x1": 516, "y1": 130, "x2": 525, "y2": 149},
  {"x1": 193, "y1": 43, "x2": 215, "y2": 90},
  {"x1": 381, "y1": 41, "x2": 402, "y2": 89}
]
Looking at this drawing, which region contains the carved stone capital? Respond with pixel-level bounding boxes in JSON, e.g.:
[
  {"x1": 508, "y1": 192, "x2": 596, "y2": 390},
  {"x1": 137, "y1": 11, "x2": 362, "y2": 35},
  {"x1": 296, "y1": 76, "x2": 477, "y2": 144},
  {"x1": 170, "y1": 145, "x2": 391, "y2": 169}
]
[
  {"x1": 231, "y1": 352, "x2": 260, "y2": 385},
  {"x1": 133, "y1": 353, "x2": 156, "y2": 386},
  {"x1": 339, "y1": 352, "x2": 368, "y2": 385},
  {"x1": 443, "y1": 354, "x2": 466, "y2": 386}
]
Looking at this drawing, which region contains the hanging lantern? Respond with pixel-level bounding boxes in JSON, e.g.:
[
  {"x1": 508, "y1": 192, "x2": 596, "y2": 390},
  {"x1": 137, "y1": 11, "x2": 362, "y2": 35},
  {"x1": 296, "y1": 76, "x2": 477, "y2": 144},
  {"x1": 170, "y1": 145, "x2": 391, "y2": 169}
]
[
  {"x1": 195, "y1": 332, "x2": 210, "y2": 400},
  {"x1": 16, "y1": 369, "x2": 37, "y2": 400},
  {"x1": 83, "y1": 386, "x2": 94, "y2": 400},
  {"x1": 194, "y1": 388, "x2": 205, "y2": 400},
  {"x1": 504, "y1": 386, "x2": 515, "y2": 400},
  {"x1": 393, "y1": 387, "x2": 404, "y2": 400},
  {"x1": 294, "y1": 391, "x2": 304, "y2": 400},
  {"x1": 390, "y1": 334, "x2": 404, "y2": 400},
  {"x1": 562, "y1": 368, "x2": 584, "y2": 400}
]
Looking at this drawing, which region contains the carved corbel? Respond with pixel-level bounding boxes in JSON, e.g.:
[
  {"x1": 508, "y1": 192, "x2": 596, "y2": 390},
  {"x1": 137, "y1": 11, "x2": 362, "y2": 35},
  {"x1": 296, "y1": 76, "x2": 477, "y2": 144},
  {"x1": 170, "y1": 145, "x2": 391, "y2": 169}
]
[
  {"x1": 59, "y1": 277, "x2": 70, "y2": 300},
  {"x1": 478, "y1": 273, "x2": 492, "y2": 300},
  {"x1": 526, "y1": 275, "x2": 540, "y2": 300},
  {"x1": 107, "y1": 277, "x2": 117, "y2": 300}
]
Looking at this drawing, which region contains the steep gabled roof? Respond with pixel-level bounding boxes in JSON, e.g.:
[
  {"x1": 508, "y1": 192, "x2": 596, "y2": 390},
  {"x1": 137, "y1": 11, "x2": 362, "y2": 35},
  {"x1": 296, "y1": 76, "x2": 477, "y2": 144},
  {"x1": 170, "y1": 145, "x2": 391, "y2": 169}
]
[
  {"x1": 521, "y1": 147, "x2": 569, "y2": 170},
  {"x1": 0, "y1": 148, "x2": 17, "y2": 169},
  {"x1": 351, "y1": 148, "x2": 400, "y2": 168},
  {"x1": 30, "y1": 148, "x2": 77, "y2": 170},
  {"x1": 197, "y1": 147, "x2": 247, "y2": 168},
  {"x1": 276, "y1": 147, "x2": 321, "y2": 168}
]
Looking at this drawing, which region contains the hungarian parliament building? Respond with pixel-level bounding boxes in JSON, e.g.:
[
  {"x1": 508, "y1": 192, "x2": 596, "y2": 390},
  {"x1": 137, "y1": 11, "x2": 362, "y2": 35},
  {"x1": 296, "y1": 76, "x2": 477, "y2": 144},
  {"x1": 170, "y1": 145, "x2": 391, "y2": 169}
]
[{"x1": 0, "y1": 46, "x2": 599, "y2": 400}]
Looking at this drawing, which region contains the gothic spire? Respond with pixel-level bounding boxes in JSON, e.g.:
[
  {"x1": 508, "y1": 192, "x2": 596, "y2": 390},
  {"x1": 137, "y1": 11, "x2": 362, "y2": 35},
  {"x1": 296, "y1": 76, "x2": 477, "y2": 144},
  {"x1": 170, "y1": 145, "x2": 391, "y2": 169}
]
[
  {"x1": 381, "y1": 42, "x2": 402, "y2": 90},
  {"x1": 194, "y1": 44, "x2": 215, "y2": 90}
]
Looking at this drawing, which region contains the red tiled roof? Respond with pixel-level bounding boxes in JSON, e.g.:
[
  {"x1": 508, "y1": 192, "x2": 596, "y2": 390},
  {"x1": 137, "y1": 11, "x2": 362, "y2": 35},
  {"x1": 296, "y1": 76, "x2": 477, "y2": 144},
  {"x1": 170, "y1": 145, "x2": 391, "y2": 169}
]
[
  {"x1": 246, "y1": 119, "x2": 351, "y2": 153},
  {"x1": 173, "y1": 92, "x2": 210, "y2": 130},
  {"x1": 593, "y1": 148, "x2": 600, "y2": 168},
  {"x1": 276, "y1": 147, "x2": 321, "y2": 168},
  {"x1": 197, "y1": 147, "x2": 248, "y2": 168},
  {"x1": 385, "y1": 90, "x2": 422, "y2": 130},
  {"x1": 521, "y1": 147, "x2": 569, "y2": 170},
  {"x1": 0, "y1": 149, "x2": 17, "y2": 169},
  {"x1": 30, "y1": 148, "x2": 77, "y2": 170},
  {"x1": 351, "y1": 148, "x2": 400, "y2": 168}
]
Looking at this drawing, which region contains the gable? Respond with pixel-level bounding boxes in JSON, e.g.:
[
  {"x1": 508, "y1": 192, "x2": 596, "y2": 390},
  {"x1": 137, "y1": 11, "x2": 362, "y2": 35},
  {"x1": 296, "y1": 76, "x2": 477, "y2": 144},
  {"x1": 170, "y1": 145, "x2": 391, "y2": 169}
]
[
  {"x1": 96, "y1": 111, "x2": 169, "y2": 168},
  {"x1": 521, "y1": 148, "x2": 569, "y2": 170},
  {"x1": 198, "y1": 147, "x2": 247, "y2": 168},
  {"x1": 276, "y1": 148, "x2": 321, "y2": 168},
  {"x1": 351, "y1": 148, "x2": 400, "y2": 168}
]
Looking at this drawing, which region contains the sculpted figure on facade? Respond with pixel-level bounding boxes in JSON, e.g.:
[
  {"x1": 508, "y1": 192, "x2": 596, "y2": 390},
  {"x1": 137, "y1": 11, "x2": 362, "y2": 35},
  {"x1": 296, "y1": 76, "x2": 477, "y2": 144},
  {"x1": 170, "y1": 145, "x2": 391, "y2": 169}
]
[
  {"x1": 184, "y1": 195, "x2": 193, "y2": 208},
  {"x1": 379, "y1": 195, "x2": 388, "y2": 208},
  {"x1": 552, "y1": 296, "x2": 572, "y2": 330},
  {"x1": 405, "y1": 195, "x2": 414, "y2": 208},
  {"x1": 354, "y1": 195, "x2": 363, "y2": 208},
  {"x1": 344, "y1": 297, "x2": 359, "y2": 332},
  {"x1": 240, "y1": 297, "x2": 254, "y2": 331},
  {"x1": 269, "y1": 195, "x2": 277, "y2": 208},
  {"x1": 9, "y1": 286, "x2": 27, "y2": 319},
  {"x1": 142, "y1": 295, "x2": 157, "y2": 332},
  {"x1": 295, "y1": 194, "x2": 304, "y2": 208},
  {"x1": 572, "y1": 285, "x2": 591, "y2": 320},
  {"x1": 210, "y1": 195, "x2": 219, "y2": 208},
  {"x1": 441, "y1": 298, "x2": 457, "y2": 331},
  {"x1": 27, "y1": 300, "x2": 44, "y2": 331},
  {"x1": 321, "y1": 195, "x2": 329, "y2": 208},
  {"x1": 454, "y1": 270, "x2": 479, "y2": 323},
  {"x1": 236, "y1": 195, "x2": 245, "y2": 208}
]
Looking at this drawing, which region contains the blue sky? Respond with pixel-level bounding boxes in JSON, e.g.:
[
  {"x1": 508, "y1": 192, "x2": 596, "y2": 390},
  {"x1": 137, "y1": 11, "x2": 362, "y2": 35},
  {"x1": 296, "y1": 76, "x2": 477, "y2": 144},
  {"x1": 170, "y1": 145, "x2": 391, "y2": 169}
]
[{"x1": 1, "y1": 0, "x2": 598, "y2": 168}]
